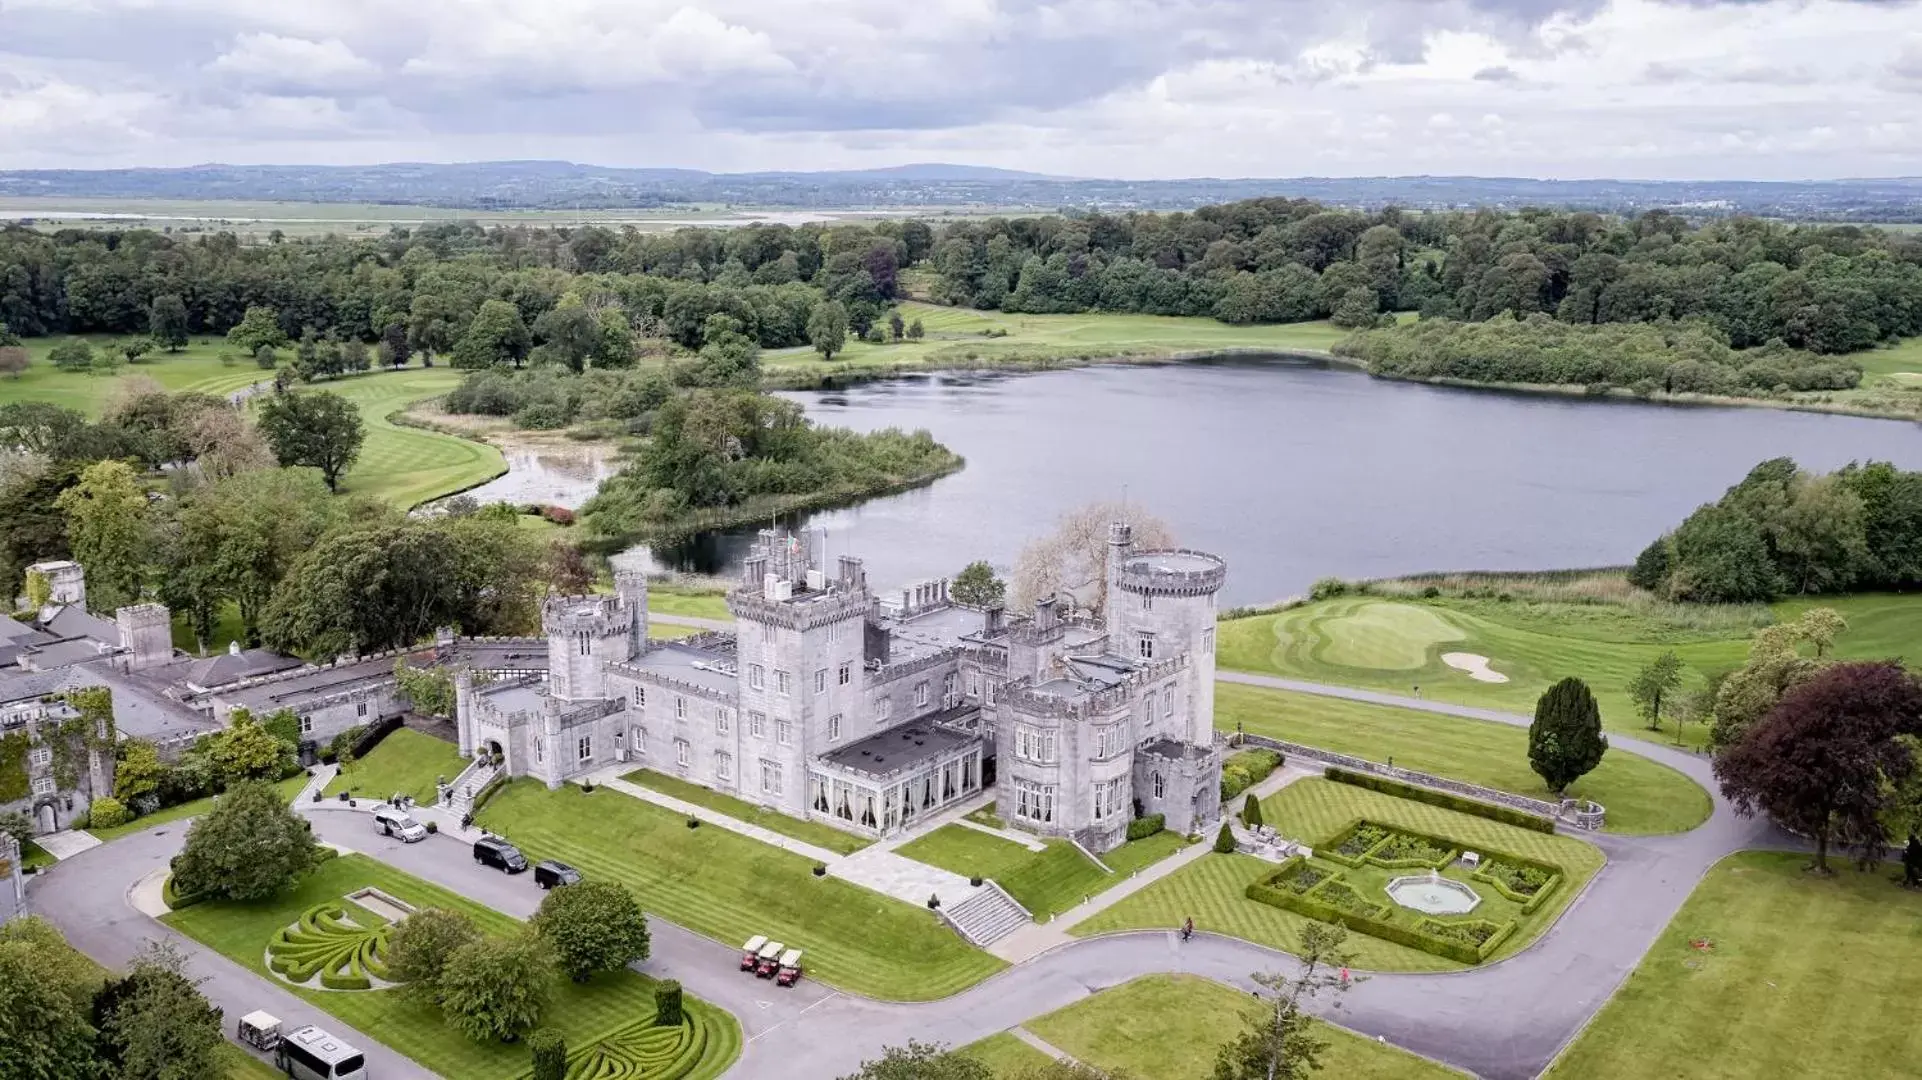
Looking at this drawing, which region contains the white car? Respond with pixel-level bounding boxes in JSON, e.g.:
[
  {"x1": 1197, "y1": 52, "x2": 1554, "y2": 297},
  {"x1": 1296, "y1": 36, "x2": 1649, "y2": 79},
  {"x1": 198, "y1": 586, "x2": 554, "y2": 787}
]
[{"x1": 371, "y1": 805, "x2": 428, "y2": 842}]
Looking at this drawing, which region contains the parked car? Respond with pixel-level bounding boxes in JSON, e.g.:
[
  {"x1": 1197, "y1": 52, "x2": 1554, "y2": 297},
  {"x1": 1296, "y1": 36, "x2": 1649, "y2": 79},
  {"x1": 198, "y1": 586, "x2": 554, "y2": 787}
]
[
  {"x1": 740, "y1": 934, "x2": 769, "y2": 971},
  {"x1": 775, "y1": 948, "x2": 804, "y2": 987},
  {"x1": 275, "y1": 1025, "x2": 367, "y2": 1080},
  {"x1": 472, "y1": 835, "x2": 528, "y2": 873},
  {"x1": 754, "y1": 940, "x2": 785, "y2": 978},
  {"x1": 533, "y1": 860, "x2": 582, "y2": 890},
  {"x1": 371, "y1": 805, "x2": 427, "y2": 842}
]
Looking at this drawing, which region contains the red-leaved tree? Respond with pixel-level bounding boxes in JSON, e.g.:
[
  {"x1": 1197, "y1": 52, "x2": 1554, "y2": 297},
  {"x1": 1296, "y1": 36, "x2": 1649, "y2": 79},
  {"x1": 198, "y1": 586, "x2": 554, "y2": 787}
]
[{"x1": 1714, "y1": 661, "x2": 1922, "y2": 872}]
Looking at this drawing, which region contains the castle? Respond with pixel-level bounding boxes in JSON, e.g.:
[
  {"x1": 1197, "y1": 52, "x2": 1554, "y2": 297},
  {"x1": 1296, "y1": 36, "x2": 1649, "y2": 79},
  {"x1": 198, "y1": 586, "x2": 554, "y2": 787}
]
[{"x1": 457, "y1": 524, "x2": 1226, "y2": 851}]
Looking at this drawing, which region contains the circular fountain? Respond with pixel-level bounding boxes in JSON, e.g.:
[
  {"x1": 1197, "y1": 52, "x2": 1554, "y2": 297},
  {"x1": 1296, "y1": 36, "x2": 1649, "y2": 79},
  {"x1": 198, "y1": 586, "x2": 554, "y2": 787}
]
[{"x1": 1384, "y1": 869, "x2": 1482, "y2": 915}]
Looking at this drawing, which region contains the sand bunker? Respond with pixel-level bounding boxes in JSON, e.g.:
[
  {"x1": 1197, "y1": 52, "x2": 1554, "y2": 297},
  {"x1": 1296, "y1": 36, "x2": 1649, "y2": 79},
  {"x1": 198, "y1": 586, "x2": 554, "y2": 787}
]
[{"x1": 1441, "y1": 652, "x2": 1509, "y2": 683}]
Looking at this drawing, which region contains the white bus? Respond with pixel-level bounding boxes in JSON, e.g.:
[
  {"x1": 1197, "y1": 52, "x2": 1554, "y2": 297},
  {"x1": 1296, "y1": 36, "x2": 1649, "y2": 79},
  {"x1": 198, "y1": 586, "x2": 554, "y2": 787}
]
[{"x1": 275, "y1": 1025, "x2": 369, "y2": 1080}]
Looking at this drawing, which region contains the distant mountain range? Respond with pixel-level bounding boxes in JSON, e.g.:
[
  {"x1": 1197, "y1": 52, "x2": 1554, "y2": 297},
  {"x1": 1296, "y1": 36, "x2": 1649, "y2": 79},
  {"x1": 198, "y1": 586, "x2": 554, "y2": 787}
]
[{"x1": 2, "y1": 161, "x2": 1919, "y2": 220}]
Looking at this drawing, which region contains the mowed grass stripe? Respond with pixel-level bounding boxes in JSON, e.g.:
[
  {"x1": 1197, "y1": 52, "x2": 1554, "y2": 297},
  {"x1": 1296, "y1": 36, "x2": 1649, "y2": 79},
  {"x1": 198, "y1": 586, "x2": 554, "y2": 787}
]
[{"x1": 476, "y1": 781, "x2": 1004, "y2": 1000}]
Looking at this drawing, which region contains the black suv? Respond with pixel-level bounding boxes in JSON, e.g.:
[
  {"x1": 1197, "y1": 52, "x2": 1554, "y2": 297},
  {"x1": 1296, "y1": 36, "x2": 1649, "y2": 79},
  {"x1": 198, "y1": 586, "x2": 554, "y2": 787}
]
[
  {"x1": 472, "y1": 836, "x2": 528, "y2": 873},
  {"x1": 533, "y1": 860, "x2": 582, "y2": 890}
]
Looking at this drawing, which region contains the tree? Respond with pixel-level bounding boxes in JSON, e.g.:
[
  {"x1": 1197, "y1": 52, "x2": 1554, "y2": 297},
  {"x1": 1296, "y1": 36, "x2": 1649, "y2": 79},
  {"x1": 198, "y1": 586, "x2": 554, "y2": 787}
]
[
  {"x1": 395, "y1": 661, "x2": 457, "y2": 719},
  {"x1": 55, "y1": 459, "x2": 151, "y2": 610},
  {"x1": 1528, "y1": 677, "x2": 1608, "y2": 795},
  {"x1": 226, "y1": 305, "x2": 287, "y2": 356},
  {"x1": 1213, "y1": 923, "x2": 1357, "y2": 1080},
  {"x1": 1329, "y1": 286, "x2": 1379, "y2": 329},
  {"x1": 808, "y1": 299, "x2": 849, "y2": 359},
  {"x1": 256, "y1": 389, "x2": 366, "y2": 491},
  {"x1": 149, "y1": 294, "x2": 190, "y2": 352},
  {"x1": 203, "y1": 708, "x2": 295, "y2": 785},
  {"x1": 438, "y1": 932, "x2": 555, "y2": 1043},
  {"x1": 532, "y1": 294, "x2": 599, "y2": 373},
  {"x1": 1627, "y1": 537, "x2": 1671, "y2": 592},
  {"x1": 0, "y1": 916, "x2": 102, "y2": 1080},
  {"x1": 379, "y1": 322, "x2": 412, "y2": 368},
  {"x1": 96, "y1": 940, "x2": 225, "y2": 1080},
  {"x1": 49, "y1": 341, "x2": 95, "y2": 373},
  {"x1": 1628, "y1": 651, "x2": 1685, "y2": 733},
  {"x1": 0, "y1": 810, "x2": 30, "y2": 848},
  {"x1": 532, "y1": 880, "x2": 650, "y2": 982},
  {"x1": 592, "y1": 308, "x2": 635, "y2": 369},
  {"x1": 1214, "y1": 821, "x2": 1236, "y2": 853},
  {"x1": 114, "y1": 738, "x2": 165, "y2": 804},
  {"x1": 120, "y1": 339, "x2": 153, "y2": 365},
  {"x1": 0, "y1": 346, "x2": 27, "y2": 379},
  {"x1": 907, "y1": 318, "x2": 924, "y2": 340},
  {"x1": 950, "y1": 560, "x2": 1006, "y2": 607},
  {"x1": 452, "y1": 299, "x2": 532, "y2": 369},
  {"x1": 529, "y1": 1029, "x2": 568, "y2": 1080},
  {"x1": 1715, "y1": 662, "x2": 1922, "y2": 873},
  {"x1": 387, "y1": 907, "x2": 482, "y2": 1003},
  {"x1": 1011, "y1": 501, "x2": 1175, "y2": 614},
  {"x1": 170, "y1": 778, "x2": 320, "y2": 901},
  {"x1": 1711, "y1": 611, "x2": 1838, "y2": 746},
  {"x1": 838, "y1": 1041, "x2": 992, "y2": 1080},
  {"x1": 1242, "y1": 792, "x2": 1263, "y2": 828},
  {"x1": 887, "y1": 310, "x2": 905, "y2": 340}
]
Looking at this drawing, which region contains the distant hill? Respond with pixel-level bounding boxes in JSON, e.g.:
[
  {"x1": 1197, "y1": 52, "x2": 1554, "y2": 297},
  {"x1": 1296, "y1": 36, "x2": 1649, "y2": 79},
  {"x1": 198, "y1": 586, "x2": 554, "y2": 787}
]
[{"x1": 1, "y1": 161, "x2": 1919, "y2": 220}]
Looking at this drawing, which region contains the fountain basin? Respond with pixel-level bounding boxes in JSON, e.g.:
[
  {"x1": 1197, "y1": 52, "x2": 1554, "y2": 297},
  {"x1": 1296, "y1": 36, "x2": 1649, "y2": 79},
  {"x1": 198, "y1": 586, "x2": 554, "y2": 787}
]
[{"x1": 1385, "y1": 872, "x2": 1482, "y2": 915}]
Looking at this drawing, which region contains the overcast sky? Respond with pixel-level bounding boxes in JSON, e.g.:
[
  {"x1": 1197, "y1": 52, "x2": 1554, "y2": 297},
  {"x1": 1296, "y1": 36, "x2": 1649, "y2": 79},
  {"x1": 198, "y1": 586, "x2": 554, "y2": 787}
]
[{"x1": 2, "y1": 0, "x2": 1919, "y2": 179}]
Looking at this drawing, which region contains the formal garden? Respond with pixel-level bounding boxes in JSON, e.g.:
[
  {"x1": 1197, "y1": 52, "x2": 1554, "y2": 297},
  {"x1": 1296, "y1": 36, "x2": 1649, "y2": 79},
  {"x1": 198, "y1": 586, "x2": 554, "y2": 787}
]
[{"x1": 1070, "y1": 777, "x2": 1600, "y2": 970}]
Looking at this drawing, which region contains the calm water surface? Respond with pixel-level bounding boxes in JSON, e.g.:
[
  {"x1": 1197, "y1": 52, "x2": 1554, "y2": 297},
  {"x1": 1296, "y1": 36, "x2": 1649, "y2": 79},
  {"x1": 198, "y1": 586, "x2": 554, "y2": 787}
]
[{"x1": 626, "y1": 358, "x2": 1922, "y2": 605}]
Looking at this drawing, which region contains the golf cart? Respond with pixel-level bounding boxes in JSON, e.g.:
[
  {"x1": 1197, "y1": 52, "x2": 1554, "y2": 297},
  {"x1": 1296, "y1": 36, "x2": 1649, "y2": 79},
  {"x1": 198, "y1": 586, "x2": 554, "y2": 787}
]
[
  {"x1": 739, "y1": 935, "x2": 768, "y2": 972},
  {"x1": 775, "y1": 948, "x2": 804, "y2": 987},
  {"x1": 754, "y1": 939, "x2": 786, "y2": 978},
  {"x1": 237, "y1": 1010, "x2": 282, "y2": 1052}
]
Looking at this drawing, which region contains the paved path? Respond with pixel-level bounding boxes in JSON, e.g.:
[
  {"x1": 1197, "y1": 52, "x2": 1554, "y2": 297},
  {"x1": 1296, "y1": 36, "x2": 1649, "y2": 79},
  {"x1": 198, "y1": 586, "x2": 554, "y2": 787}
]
[{"x1": 25, "y1": 673, "x2": 1793, "y2": 1080}]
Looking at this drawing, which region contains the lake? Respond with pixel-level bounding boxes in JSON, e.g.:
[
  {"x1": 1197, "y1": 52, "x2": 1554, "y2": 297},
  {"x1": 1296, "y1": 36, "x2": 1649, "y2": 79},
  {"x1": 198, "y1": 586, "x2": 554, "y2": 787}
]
[{"x1": 621, "y1": 358, "x2": 1922, "y2": 605}]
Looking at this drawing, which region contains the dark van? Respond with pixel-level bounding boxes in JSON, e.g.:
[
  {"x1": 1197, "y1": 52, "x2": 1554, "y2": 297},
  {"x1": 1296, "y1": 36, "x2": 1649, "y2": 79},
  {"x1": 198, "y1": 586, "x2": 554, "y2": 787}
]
[
  {"x1": 472, "y1": 835, "x2": 528, "y2": 873},
  {"x1": 533, "y1": 860, "x2": 582, "y2": 890}
]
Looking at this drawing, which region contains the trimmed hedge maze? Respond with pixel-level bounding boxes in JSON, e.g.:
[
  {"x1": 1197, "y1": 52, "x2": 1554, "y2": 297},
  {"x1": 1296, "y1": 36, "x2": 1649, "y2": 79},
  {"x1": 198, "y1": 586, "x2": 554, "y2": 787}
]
[
  {"x1": 554, "y1": 1000, "x2": 738, "y2": 1080},
  {"x1": 266, "y1": 902, "x2": 395, "y2": 991},
  {"x1": 1243, "y1": 819, "x2": 1563, "y2": 965}
]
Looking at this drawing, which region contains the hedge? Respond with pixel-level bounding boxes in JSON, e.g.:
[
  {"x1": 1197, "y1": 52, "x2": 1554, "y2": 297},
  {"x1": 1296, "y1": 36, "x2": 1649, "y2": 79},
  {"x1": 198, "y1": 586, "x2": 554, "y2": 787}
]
[
  {"x1": 1472, "y1": 859, "x2": 1565, "y2": 916},
  {"x1": 162, "y1": 873, "x2": 205, "y2": 910},
  {"x1": 1322, "y1": 767, "x2": 1556, "y2": 833},
  {"x1": 87, "y1": 796, "x2": 130, "y2": 829},
  {"x1": 1245, "y1": 867, "x2": 1494, "y2": 965},
  {"x1": 1221, "y1": 748, "x2": 1284, "y2": 801},
  {"x1": 470, "y1": 772, "x2": 509, "y2": 815},
  {"x1": 1127, "y1": 814, "x2": 1166, "y2": 841}
]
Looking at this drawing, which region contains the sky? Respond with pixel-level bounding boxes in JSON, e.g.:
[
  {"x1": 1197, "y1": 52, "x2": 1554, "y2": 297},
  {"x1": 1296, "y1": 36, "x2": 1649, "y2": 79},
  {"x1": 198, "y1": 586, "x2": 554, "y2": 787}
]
[{"x1": 1, "y1": 0, "x2": 1920, "y2": 180}]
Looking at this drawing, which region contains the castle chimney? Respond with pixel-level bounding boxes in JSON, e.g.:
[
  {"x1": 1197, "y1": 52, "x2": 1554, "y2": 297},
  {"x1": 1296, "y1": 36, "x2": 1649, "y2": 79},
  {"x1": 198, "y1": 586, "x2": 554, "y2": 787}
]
[
  {"x1": 984, "y1": 603, "x2": 1005, "y2": 636},
  {"x1": 1036, "y1": 596, "x2": 1058, "y2": 631}
]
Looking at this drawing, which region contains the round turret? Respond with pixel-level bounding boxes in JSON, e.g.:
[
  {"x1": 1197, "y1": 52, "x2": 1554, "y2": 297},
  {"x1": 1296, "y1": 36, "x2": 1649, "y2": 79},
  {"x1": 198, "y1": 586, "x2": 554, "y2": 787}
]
[{"x1": 1116, "y1": 550, "x2": 1227, "y2": 598}]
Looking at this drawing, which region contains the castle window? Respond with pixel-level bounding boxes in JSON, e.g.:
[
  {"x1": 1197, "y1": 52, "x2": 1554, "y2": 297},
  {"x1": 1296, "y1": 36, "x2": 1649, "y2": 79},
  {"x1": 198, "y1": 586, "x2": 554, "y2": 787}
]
[
  {"x1": 776, "y1": 720, "x2": 792, "y2": 746},
  {"x1": 675, "y1": 739, "x2": 690, "y2": 767},
  {"x1": 876, "y1": 695, "x2": 892, "y2": 720},
  {"x1": 815, "y1": 669, "x2": 827, "y2": 693},
  {"x1": 1094, "y1": 778, "x2": 1122, "y2": 820},
  {"x1": 579, "y1": 631, "x2": 591, "y2": 656},
  {"x1": 761, "y1": 759, "x2": 782, "y2": 795},
  {"x1": 750, "y1": 711, "x2": 766, "y2": 738},
  {"x1": 356, "y1": 701, "x2": 368, "y2": 717},
  {"x1": 749, "y1": 665, "x2": 764, "y2": 691},
  {"x1": 1142, "y1": 593, "x2": 1153, "y2": 612},
  {"x1": 914, "y1": 681, "x2": 929, "y2": 707},
  {"x1": 633, "y1": 727, "x2": 646, "y2": 754},
  {"x1": 28, "y1": 747, "x2": 50, "y2": 768},
  {"x1": 828, "y1": 714, "x2": 842, "y2": 741},
  {"x1": 715, "y1": 708, "x2": 730, "y2": 736},
  {"x1": 839, "y1": 662, "x2": 852, "y2": 686},
  {"x1": 577, "y1": 735, "x2": 593, "y2": 763},
  {"x1": 299, "y1": 715, "x2": 314, "y2": 735},
  {"x1": 1203, "y1": 628, "x2": 1215, "y2": 655},
  {"x1": 1016, "y1": 726, "x2": 1057, "y2": 764},
  {"x1": 1095, "y1": 726, "x2": 1113, "y2": 758},
  {"x1": 534, "y1": 740, "x2": 543, "y2": 762},
  {"x1": 33, "y1": 776, "x2": 55, "y2": 796},
  {"x1": 1162, "y1": 688, "x2": 1175, "y2": 718},
  {"x1": 675, "y1": 697, "x2": 687, "y2": 721},
  {"x1": 1013, "y1": 780, "x2": 1055, "y2": 824},
  {"x1": 636, "y1": 687, "x2": 646, "y2": 708},
  {"x1": 1137, "y1": 634, "x2": 1154, "y2": 660},
  {"x1": 776, "y1": 670, "x2": 791, "y2": 695},
  {"x1": 1153, "y1": 772, "x2": 1165, "y2": 799},
  {"x1": 716, "y1": 752, "x2": 733, "y2": 781},
  {"x1": 943, "y1": 673, "x2": 956, "y2": 702}
]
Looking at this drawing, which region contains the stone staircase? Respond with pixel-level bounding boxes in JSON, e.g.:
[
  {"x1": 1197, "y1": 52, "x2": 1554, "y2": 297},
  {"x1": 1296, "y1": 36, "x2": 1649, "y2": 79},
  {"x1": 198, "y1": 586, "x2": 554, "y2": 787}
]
[
  {"x1": 942, "y1": 880, "x2": 1032, "y2": 947},
  {"x1": 442, "y1": 758, "x2": 499, "y2": 818}
]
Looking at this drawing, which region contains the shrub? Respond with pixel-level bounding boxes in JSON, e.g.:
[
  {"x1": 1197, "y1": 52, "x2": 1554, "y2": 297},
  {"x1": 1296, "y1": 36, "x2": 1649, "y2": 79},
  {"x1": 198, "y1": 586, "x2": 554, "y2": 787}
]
[
  {"x1": 1125, "y1": 814, "x2": 1165, "y2": 841},
  {"x1": 1321, "y1": 768, "x2": 1555, "y2": 833},
  {"x1": 88, "y1": 797, "x2": 130, "y2": 830},
  {"x1": 1220, "y1": 749, "x2": 1282, "y2": 801},
  {"x1": 538, "y1": 505, "x2": 575, "y2": 525},
  {"x1": 425, "y1": 821, "x2": 438, "y2": 834},
  {"x1": 532, "y1": 880, "x2": 651, "y2": 983},
  {"x1": 528, "y1": 1029, "x2": 567, "y2": 1080},
  {"x1": 812, "y1": 864, "x2": 827, "y2": 877},
  {"x1": 1212, "y1": 822, "x2": 1236, "y2": 854},
  {"x1": 654, "y1": 979, "x2": 683, "y2": 1027},
  {"x1": 1241, "y1": 793, "x2": 1263, "y2": 829}
]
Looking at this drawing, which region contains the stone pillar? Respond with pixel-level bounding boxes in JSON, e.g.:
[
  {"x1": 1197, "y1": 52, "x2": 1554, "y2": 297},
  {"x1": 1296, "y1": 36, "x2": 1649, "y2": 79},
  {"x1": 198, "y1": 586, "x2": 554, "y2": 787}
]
[{"x1": 454, "y1": 670, "x2": 475, "y2": 757}]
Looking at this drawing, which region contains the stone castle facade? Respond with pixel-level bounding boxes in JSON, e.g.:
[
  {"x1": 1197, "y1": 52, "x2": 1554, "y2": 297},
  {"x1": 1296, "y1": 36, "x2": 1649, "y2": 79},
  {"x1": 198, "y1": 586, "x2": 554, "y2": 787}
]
[{"x1": 456, "y1": 524, "x2": 1225, "y2": 852}]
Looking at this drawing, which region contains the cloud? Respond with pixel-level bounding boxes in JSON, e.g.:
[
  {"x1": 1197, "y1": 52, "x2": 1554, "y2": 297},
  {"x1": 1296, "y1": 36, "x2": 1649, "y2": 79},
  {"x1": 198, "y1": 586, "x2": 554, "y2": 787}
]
[{"x1": 0, "y1": 0, "x2": 1917, "y2": 178}]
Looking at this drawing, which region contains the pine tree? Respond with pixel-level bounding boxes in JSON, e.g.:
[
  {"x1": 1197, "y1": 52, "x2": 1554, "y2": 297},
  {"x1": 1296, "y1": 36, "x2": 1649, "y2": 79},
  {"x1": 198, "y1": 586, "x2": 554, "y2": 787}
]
[
  {"x1": 1213, "y1": 821, "x2": 1236, "y2": 853},
  {"x1": 1528, "y1": 677, "x2": 1608, "y2": 795},
  {"x1": 1242, "y1": 792, "x2": 1263, "y2": 828}
]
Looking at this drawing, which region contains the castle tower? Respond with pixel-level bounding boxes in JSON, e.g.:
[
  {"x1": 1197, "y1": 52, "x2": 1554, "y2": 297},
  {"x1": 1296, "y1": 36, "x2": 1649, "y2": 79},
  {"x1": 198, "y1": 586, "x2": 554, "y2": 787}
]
[
  {"x1": 1103, "y1": 521, "x2": 1134, "y2": 639},
  {"x1": 116, "y1": 603, "x2": 174, "y2": 672},
  {"x1": 543, "y1": 592, "x2": 636, "y2": 703},
  {"x1": 1109, "y1": 545, "x2": 1226, "y2": 746},
  {"x1": 26, "y1": 560, "x2": 86, "y2": 609},
  {"x1": 614, "y1": 568, "x2": 649, "y2": 655}
]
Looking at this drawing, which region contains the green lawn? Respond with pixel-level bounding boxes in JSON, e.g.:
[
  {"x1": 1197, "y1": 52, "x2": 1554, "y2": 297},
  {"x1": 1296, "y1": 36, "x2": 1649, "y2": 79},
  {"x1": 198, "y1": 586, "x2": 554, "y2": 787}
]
[
  {"x1": 164, "y1": 854, "x2": 740, "y2": 1080},
  {"x1": 900, "y1": 824, "x2": 1194, "y2": 919},
  {"x1": 477, "y1": 780, "x2": 1004, "y2": 1000},
  {"x1": 21, "y1": 838, "x2": 56, "y2": 870},
  {"x1": 323, "y1": 728, "x2": 468, "y2": 806},
  {"x1": 648, "y1": 622, "x2": 700, "y2": 640},
  {"x1": 761, "y1": 301, "x2": 1356, "y2": 385},
  {"x1": 646, "y1": 588, "x2": 732, "y2": 622},
  {"x1": 1856, "y1": 335, "x2": 1922, "y2": 379},
  {"x1": 86, "y1": 774, "x2": 310, "y2": 843},
  {"x1": 0, "y1": 335, "x2": 267, "y2": 414},
  {"x1": 1216, "y1": 683, "x2": 1711, "y2": 835},
  {"x1": 1217, "y1": 593, "x2": 1922, "y2": 751},
  {"x1": 621, "y1": 768, "x2": 872, "y2": 855},
  {"x1": 1071, "y1": 778, "x2": 1602, "y2": 971},
  {"x1": 221, "y1": 1046, "x2": 286, "y2": 1080},
  {"x1": 296, "y1": 369, "x2": 504, "y2": 507},
  {"x1": 1016, "y1": 974, "x2": 1456, "y2": 1080},
  {"x1": 955, "y1": 1031, "x2": 1055, "y2": 1075},
  {"x1": 1548, "y1": 851, "x2": 1922, "y2": 1080}
]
